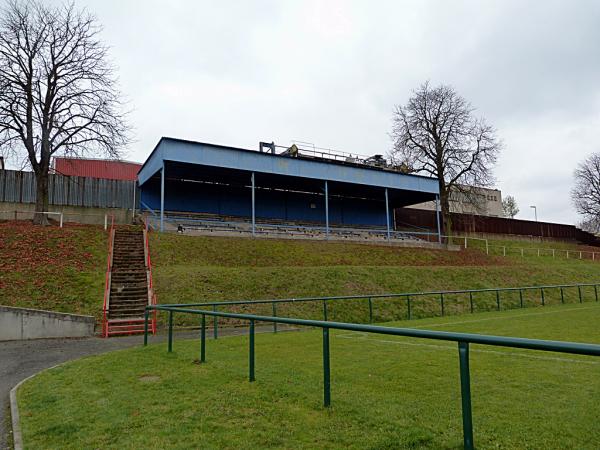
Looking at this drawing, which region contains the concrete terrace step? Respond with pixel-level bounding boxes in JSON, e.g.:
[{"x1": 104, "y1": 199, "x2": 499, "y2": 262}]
[{"x1": 106, "y1": 228, "x2": 150, "y2": 335}]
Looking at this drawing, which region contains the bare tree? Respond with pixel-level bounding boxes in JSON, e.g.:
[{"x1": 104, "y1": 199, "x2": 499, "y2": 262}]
[
  {"x1": 0, "y1": 0, "x2": 130, "y2": 224},
  {"x1": 391, "y1": 82, "x2": 501, "y2": 233},
  {"x1": 572, "y1": 153, "x2": 600, "y2": 230},
  {"x1": 502, "y1": 195, "x2": 519, "y2": 218}
]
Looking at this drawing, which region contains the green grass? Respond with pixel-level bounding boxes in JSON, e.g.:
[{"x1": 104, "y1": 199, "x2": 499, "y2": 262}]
[
  {"x1": 18, "y1": 302, "x2": 600, "y2": 449},
  {"x1": 0, "y1": 221, "x2": 106, "y2": 318},
  {"x1": 151, "y1": 233, "x2": 600, "y2": 327}
]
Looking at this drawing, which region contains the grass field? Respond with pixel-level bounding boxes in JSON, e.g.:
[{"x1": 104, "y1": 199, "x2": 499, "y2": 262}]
[{"x1": 18, "y1": 302, "x2": 600, "y2": 449}]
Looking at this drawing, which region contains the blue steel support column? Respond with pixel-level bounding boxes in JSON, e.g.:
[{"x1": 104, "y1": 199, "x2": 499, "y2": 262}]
[
  {"x1": 385, "y1": 188, "x2": 390, "y2": 240},
  {"x1": 435, "y1": 194, "x2": 441, "y2": 243},
  {"x1": 160, "y1": 161, "x2": 165, "y2": 232},
  {"x1": 251, "y1": 172, "x2": 256, "y2": 237},
  {"x1": 324, "y1": 180, "x2": 329, "y2": 239}
]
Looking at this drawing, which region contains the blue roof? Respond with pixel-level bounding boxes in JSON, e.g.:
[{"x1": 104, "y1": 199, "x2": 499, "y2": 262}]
[{"x1": 138, "y1": 137, "x2": 439, "y2": 197}]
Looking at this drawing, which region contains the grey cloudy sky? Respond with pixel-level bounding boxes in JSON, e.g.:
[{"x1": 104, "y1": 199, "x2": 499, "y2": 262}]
[{"x1": 67, "y1": 0, "x2": 600, "y2": 224}]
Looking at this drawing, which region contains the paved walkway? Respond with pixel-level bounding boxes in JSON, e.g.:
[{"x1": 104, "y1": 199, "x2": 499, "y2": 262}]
[{"x1": 0, "y1": 325, "x2": 286, "y2": 449}]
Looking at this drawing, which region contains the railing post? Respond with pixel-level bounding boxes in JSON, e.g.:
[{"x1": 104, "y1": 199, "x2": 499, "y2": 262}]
[
  {"x1": 496, "y1": 290, "x2": 500, "y2": 311},
  {"x1": 440, "y1": 293, "x2": 445, "y2": 316},
  {"x1": 407, "y1": 295, "x2": 412, "y2": 320},
  {"x1": 143, "y1": 309, "x2": 149, "y2": 346},
  {"x1": 200, "y1": 314, "x2": 206, "y2": 363},
  {"x1": 323, "y1": 300, "x2": 328, "y2": 321},
  {"x1": 540, "y1": 288, "x2": 545, "y2": 306},
  {"x1": 272, "y1": 303, "x2": 278, "y2": 333},
  {"x1": 368, "y1": 297, "x2": 373, "y2": 323},
  {"x1": 249, "y1": 320, "x2": 255, "y2": 382},
  {"x1": 213, "y1": 304, "x2": 218, "y2": 339},
  {"x1": 168, "y1": 310, "x2": 173, "y2": 353},
  {"x1": 578, "y1": 285, "x2": 582, "y2": 303},
  {"x1": 458, "y1": 342, "x2": 474, "y2": 450},
  {"x1": 519, "y1": 289, "x2": 523, "y2": 308},
  {"x1": 322, "y1": 327, "x2": 331, "y2": 407},
  {"x1": 560, "y1": 287, "x2": 564, "y2": 304},
  {"x1": 469, "y1": 292, "x2": 473, "y2": 313}
]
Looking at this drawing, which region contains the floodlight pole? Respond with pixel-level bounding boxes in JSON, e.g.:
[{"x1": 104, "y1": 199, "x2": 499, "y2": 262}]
[
  {"x1": 160, "y1": 161, "x2": 165, "y2": 232},
  {"x1": 251, "y1": 172, "x2": 256, "y2": 237},
  {"x1": 435, "y1": 194, "x2": 441, "y2": 244},
  {"x1": 324, "y1": 180, "x2": 329, "y2": 239},
  {"x1": 385, "y1": 188, "x2": 390, "y2": 240}
]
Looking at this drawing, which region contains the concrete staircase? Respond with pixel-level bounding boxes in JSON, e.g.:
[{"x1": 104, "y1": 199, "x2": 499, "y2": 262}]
[{"x1": 105, "y1": 228, "x2": 151, "y2": 336}]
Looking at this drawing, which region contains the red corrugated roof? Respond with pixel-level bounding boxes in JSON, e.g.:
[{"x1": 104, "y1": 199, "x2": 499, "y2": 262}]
[{"x1": 54, "y1": 157, "x2": 141, "y2": 181}]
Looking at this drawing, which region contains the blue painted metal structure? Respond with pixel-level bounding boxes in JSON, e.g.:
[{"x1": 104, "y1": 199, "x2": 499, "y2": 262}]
[{"x1": 137, "y1": 137, "x2": 440, "y2": 233}]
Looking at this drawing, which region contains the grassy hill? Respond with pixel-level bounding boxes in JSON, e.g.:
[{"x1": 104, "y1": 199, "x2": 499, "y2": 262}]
[
  {"x1": 2, "y1": 220, "x2": 600, "y2": 325},
  {"x1": 150, "y1": 233, "x2": 600, "y2": 326},
  {"x1": 0, "y1": 221, "x2": 106, "y2": 318}
]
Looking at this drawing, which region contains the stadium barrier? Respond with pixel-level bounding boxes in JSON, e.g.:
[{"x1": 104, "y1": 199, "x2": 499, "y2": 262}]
[
  {"x1": 143, "y1": 304, "x2": 600, "y2": 450},
  {"x1": 159, "y1": 282, "x2": 600, "y2": 338}
]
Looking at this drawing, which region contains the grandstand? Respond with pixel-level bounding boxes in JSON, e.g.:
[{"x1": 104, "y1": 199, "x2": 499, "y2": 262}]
[{"x1": 137, "y1": 138, "x2": 442, "y2": 243}]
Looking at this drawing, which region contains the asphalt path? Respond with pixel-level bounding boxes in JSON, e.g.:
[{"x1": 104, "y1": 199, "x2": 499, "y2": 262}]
[{"x1": 0, "y1": 325, "x2": 287, "y2": 449}]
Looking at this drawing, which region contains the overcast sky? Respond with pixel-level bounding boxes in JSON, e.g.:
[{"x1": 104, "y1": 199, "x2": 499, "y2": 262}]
[{"x1": 51, "y1": 0, "x2": 600, "y2": 224}]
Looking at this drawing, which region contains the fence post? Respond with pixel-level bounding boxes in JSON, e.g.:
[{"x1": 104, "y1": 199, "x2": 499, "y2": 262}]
[
  {"x1": 143, "y1": 309, "x2": 149, "y2": 346},
  {"x1": 519, "y1": 289, "x2": 523, "y2": 308},
  {"x1": 323, "y1": 300, "x2": 328, "y2": 321},
  {"x1": 440, "y1": 293, "x2": 445, "y2": 316},
  {"x1": 104, "y1": 214, "x2": 108, "y2": 230},
  {"x1": 567, "y1": 250, "x2": 569, "y2": 259},
  {"x1": 560, "y1": 287, "x2": 564, "y2": 304},
  {"x1": 578, "y1": 286, "x2": 582, "y2": 303},
  {"x1": 368, "y1": 297, "x2": 373, "y2": 323},
  {"x1": 200, "y1": 314, "x2": 206, "y2": 363},
  {"x1": 168, "y1": 310, "x2": 173, "y2": 353},
  {"x1": 249, "y1": 320, "x2": 255, "y2": 382},
  {"x1": 537, "y1": 248, "x2": 540, "y2": 257},
  {"x1": 595, "y1": 285, "x2": 598, "y2": 302},
  {"x1": 213, "y1": 304, "x2": 218, "y2": 339},
  {"x1": 503, "y1": 246, "x2": 506, "y2": 257},
  {"x1": 322, "y1": 327, "x2": 331, "y2": 407},
  {"x1": 540, "y1": 288, "x2": 545, "y2": 306},
  {"x1": 469, "y1": 292, "x2": 473, "y2": 313},
  {"x1": 521, "y1": 248, "x2": 524, "y2": 258},
  {"x1": 458, "y1": 342, "x2": 474, "y2": 450},
  {"x1": 59, "y1": 213, "x2": 63, "y2": 228},
  {"x1": 552, "y1": 249, "x2": 555, "y2": 258},
  {"x1": 580, "y1": 251, "x2": 582, "y2": 259},
  {"x1": 407, "y1": 295, "x2": 412, "y2": 320},
  {"x1": 485, "y1": 240, "x2": 489, "y2": 255},
  {"x1": 272, "y1": 303, "x2": 278, "y2": 333},
  {"x1": 464, "y1": 236, "x2": 467, "y2": 249}
]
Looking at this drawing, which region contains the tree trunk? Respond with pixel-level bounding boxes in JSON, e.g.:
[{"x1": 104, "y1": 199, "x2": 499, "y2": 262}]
[
  {"x1": 440, "y1": 190, "x2": 452, "y2": 237},
  {"x1": 33, "y1": 170, "x2": 50, "y2": 225}
]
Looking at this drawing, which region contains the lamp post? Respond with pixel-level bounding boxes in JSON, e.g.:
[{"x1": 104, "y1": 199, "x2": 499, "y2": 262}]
[{"x1": 530, "y1": 205, "x2": 538, "y2": 221}]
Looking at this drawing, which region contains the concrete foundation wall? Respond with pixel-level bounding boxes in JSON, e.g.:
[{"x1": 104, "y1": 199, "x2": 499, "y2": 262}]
[
  {"x1": 0, "y1": 305, "x2": 95, "y2": 341},
  {"x1": 0, "y1": 202, "x2": 133, "y2": 225}
]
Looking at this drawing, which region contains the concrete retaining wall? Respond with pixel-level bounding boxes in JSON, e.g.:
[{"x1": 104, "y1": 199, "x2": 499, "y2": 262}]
[
  {"x1": 0, "y1": 202, "x2": 133, "y2": 225},
  {"x1": 0, "y1": 305, "x2": 95, "y2": 341}
]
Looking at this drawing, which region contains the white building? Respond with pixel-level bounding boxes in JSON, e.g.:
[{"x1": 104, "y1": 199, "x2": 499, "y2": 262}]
[{"x1": 411, "y1": 186, "x2": 503, "y2": 217}]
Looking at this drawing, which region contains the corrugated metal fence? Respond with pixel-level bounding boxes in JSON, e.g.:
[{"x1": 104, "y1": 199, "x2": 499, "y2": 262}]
[
  {"x1": 0, "y1": 169, "x2": 137, "y2": 209},
  {"x1": 396, "y1": 207, "x2": 600, "y2": 246}
]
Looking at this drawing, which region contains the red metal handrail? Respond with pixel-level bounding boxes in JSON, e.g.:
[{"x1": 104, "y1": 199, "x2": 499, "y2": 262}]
[
  {"x1": 144, "y1": 217, "x2": 158, "y2": 334},
  {"x1": 102, "y1": 215, "x2": 115, "y2": 337}
]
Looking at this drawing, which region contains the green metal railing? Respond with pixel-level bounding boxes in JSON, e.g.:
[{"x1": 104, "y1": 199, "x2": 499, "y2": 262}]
[
  {"x1": 160, "y1": 282, "x2": 600, "y2": 338},
  {"x1": 143, "y1": 304, "x2": 600, "y2": 450}
]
